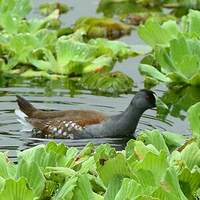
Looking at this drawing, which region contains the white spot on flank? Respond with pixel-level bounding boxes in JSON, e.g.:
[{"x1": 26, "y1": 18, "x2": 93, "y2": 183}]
[
  {"x1": 68, "y1": 127, "x2": 72, "y2": 131},
  {"x1": 53, "y1": 127, "x2": 57, "y2": 132},
  {"x1": 71, "y1": 123, "x2": 76, "y2": 127},
  {"x1": 69, "y1": 134, "x2": 74, "y2": 139},
  {"x1": 63, "y1": 132, "x2": 67, "y2": 136}
]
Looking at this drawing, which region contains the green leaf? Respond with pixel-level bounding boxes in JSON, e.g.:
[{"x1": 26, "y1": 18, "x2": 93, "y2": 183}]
[
  {"x1": 72, "y1": 174, "x2": 94, "y2": 200},
  {"x1": 179, "y1": 167, "x2": 200, "y2": 199},
  {"x1": 39, "y1": 2, "x2": 70, "y2": 16},
  {"x1": 52, "y1": 176, "x2": 78, "y2": 200},
  {"x1": 134, "y1": 151, "x2": 169, "y2": 185},
  {"x1": 0, "y1": 153, "x2": 16, "y2": 179},
  {"x1": 153, "y1": 168, "x2": 187, "y2": 200},
  {"x1": 16, "y1": 159, "x2": 45, "y2": 197},
  {"x1": 161, "y1": 86, "x2": 200, "y2": 119},
  {"x1": 156, "y1": 97, "x2": 169, "y2": 120},
  {"x1": 97, "y1": 0, "x2": 137, "y2": 18},
  {"x1": 74, "y1": 17, "x2": 132, "y2": 39},
  {"x1": 45, "y1": 166, "x2": 76, "y2": 183},
  {"x1": 104, "y1": 176, "x2": 123, "y2": 200},
  {"x1": 179, "y1": 142, "x2": 200, "y2": 170},
  {"x1": 89, "y1": 38, "x2": 139, "y2": 60},
  {"x1": 65, "y1": 147, "x2": 79, "y2": 168},
  {"x1": 170, "y1": 37, "x2": 199, "y2": 79},
  {"x1": 97, "y1": 153, "x2": 131, "y2": 186},
  {"x1": 81, "y1": 71, "x2": 133, "y2": 95},
  {"x1": 0, "y1": 0, "x2": 31, "y2": 33},
  {"x1": 115, "y1": 178, "x2": 143, "y2": 200},
  {"x1": 139, "y1": 64, "x2": 171, "y2": 82},
  {"x1": 162, "y1": 131, "x2": 186, "y2": 150},
  {"x1": 182, "y1": 9, "x2": 200, "y2": 36},
  {"x1": 188, "y1": 102, "x2": 200, "y2": 138},
  {"x1": 0, "y1": 178, "x2": 34, "y2": 200},
  {"x1": 137, "y1": 130, "x2": 169, "y2": 154},
  {"x1": 17, "y1": 142, "x2": 68, "y2": 169},
  {"x1": 138, "y1": 19, "x2": 179, "y2": 47}
]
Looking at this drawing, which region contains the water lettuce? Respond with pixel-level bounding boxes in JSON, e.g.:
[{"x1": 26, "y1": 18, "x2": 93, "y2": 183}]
[
  {"x1": 0, "y1": 0, "x2": 31, "y2": 34},
  {"x1": 96, "y1": 0, "x2": 189, "y2": 26},
  {"x1": 138, "y1": 10, "x2": 200, "y2": 47},
  {"x1": 140, "y1": 36, "x2": 200, "y2": 86},
  {"x1": 80, "y1": 71, "x2": 133, "y2": 95},
  {"x1": 160, "y1": 86, "x2": 200, "y2": 119},
  {"x1": 39, "y1": 2, "x2": 70, "y2": 16},
  {"x1": 97, "y1": 0, "x2": 200, "y2": 19},
  {"x1": 74, "y1": 17, "x2": 132, "y2": 39},
  {"x1": 97, "y1": 0, "x2": 164, "y2": 18},
  {"x1": 29, "y1": 30, "x2": 138, "y2": 76},
  {"x1": 138, "y1": 19, "x2": 179, "y2": 47},
  {"x1": 139, "y1": 10, "x2": 200, "y2": 86},
  {"x1": 0, "y1": 0, "x2": 139, "y2": 80}
]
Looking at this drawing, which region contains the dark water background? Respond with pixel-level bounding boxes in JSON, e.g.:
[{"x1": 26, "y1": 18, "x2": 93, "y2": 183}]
[{"x1": 0, "y1": 0, "x2": 190, "y2": 159}]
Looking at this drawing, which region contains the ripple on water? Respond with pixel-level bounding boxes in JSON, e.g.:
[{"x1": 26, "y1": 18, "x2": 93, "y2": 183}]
[{"x1": 0, "y1": 0, "x2": 190, "y2": 159}]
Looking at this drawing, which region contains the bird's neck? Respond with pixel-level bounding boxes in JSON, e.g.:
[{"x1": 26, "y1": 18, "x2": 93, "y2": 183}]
[
  {"x1": 111, "y1": 102, "x2": 146, "y2": 137},
  {"x1": 123, "y1": 101, "x2": 146, "y2": 119}
]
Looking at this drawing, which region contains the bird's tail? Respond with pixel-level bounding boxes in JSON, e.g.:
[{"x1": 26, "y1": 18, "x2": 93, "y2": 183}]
[
  {"x1": 15, "y1": 109, "x2": 32, "y2": 131},
  {"x1": 16, "y1": 95, "x2": 37, "y2": 117}
]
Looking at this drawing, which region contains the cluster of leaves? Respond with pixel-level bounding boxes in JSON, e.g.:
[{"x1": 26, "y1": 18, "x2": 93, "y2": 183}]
[
  {"x1": 96, "y1": 0, "x2": 200, "y2": 25},
  {"x1": 80, "y1": 71, "x2": 134, "y2": 95},
  {"x1": 139, "y1": 9, "x2": 200, "y2": 87},
  {"x1": 26, "y1": 31, "x2": 139, "y2": 76},
  {"x1": 0, "y1": 102, "x2": 199, "y2": 199},
  {"x1": 39, "y1": 2, "x2": 70, "y2": 16},
  {"x1": 0, "y1": 0, "x2": 142, "y2": 95},
  {"x1": 74, "y1": 17, "x2": 132, "y2": 39},
  {"x1": 97, "y1": 0, "x2": 175, "y2": 26},
  {"x1": 0, "y1": 0, "x2": 139, "y2": 75},
  {"x1": 160, "y1": 86, "x2": 200, "y2": 120}
]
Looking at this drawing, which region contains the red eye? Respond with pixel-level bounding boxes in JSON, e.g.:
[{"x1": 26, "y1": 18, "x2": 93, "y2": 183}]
[{"x1": 145, "y1": 95, "x2": 150, "y2": 100}]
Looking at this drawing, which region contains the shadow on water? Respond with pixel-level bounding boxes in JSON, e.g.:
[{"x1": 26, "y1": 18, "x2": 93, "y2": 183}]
[{"x1": 0, "y1": 0, "x2": 192, "y2": 159}]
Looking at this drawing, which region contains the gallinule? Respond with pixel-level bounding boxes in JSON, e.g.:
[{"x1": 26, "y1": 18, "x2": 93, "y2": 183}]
[{"x1": 16, "y1": 90, "x2": 156, "y2": 139}]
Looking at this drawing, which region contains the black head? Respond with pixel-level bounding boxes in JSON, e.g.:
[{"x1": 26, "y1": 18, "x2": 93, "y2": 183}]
[{"x1": 131, "y1": 89, "x2": 156, "y2": 110}]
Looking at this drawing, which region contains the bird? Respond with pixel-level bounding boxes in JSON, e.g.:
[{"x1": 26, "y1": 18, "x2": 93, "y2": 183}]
[{"x1": 16, "y1": 89, "x2": 156, "y2": 139}]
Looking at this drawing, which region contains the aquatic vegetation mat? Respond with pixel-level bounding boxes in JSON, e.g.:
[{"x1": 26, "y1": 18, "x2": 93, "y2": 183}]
[
  {"x1": 80, "y1": 71, "x2": 133, "y2": 95},
  {"x1": 39, "y1": 2, "x2": 70, "y2": 16},
  {"x1": 0, "y1": 102, "x2": 200, "y2": 199},
  {"x1": 97, "y1": 0, "x2": 200, "y2": 21},
  {"x1": 0, "y1": 0, "x2": 145, "y2": 95},
  {"x1": 74, "y1": 17, "x2": 132, "y2": 39},
  {"x1": 0, "y1": 0, "x2": 140, "y2": 90}
]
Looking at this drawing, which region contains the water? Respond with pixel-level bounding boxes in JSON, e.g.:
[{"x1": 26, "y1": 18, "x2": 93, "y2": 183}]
[{"x1": 0, "y1": 0, "x2": 190, "y2": 159}]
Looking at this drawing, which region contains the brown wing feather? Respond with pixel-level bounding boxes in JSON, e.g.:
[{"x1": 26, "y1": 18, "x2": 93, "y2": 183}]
[{"x1": 31, "y1": 110, "x2": 106, "y2": 121}]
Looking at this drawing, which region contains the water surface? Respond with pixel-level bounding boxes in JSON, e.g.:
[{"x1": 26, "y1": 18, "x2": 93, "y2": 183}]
[{"x1": 0, "y1": 0, "x2": 190, "y2": 159}]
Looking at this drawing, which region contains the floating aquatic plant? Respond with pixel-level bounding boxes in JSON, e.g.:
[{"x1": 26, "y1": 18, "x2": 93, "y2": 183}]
[
  {"x1": 39, "y1": 2, "x2": 70, "y2": 16},
  {"x1": 80, "y1": 71, "x2": 133, "y2": 95},
  {"x1": 74, "y1": 17, "x2": 132, "y2": 39},
  {"x1": 139, "y1": 10, "x2": 200, "y2": 86},
  {"x1": 160, "y1": 86, "x2": 200, "y2": 120},
  {"x1": 0, "y1": 0, "x2": 140, "y2": 93},
  {"x1": 29, "y1": 30, "x2": 138, "y2": 76},
  {"x1": 97, "y1": 0, "x2": 200, "y2": 21}
]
